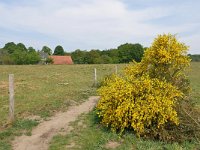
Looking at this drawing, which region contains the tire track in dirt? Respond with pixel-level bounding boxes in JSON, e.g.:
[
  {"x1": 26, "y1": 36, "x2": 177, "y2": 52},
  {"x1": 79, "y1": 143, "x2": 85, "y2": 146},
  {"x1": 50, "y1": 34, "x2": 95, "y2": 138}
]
[{"x1": 12, "y1": 96, "x2": 99, "y2": 150}]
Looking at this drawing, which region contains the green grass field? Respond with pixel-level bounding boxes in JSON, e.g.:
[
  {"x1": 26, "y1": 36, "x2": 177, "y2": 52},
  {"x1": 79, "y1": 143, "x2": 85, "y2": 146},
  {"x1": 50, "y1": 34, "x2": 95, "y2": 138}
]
[{"x1": 0, "y1": 63, "x2": 199, "y2": 150}]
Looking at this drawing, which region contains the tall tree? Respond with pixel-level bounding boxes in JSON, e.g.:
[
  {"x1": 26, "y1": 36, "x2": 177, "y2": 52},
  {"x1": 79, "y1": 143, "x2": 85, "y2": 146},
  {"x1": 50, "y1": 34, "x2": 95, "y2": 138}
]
[
  {"x1": 11, "y1": 50, "x2": 27, "y2": 65},
  {"x1": 17, "y1": 43, "x2": 27, "y2": 52},
  {"x1": 118, "y1": 43, "x2": 144, "y2": 63},
  {"x1": 71, "y1": 49, "x2": 87, "y2": 64},
  {"x1": 41, "y1": 46, "x2": 52, "y2": 55},
  {"x1": 53, "y1": 45, "x2": 65, "y2": 55},
  {"x1": 27, "y1": 50, "x2": 41, "y2": 64},
  {"x1": 3, "y1": 42, "x2": 17, "y2": 54},
  {"x1": 28, "y1": 47, "x2": 36, "y2": 53},
  {"x1": 85, "y1": 50, "x2": 101, "y2": 64}
]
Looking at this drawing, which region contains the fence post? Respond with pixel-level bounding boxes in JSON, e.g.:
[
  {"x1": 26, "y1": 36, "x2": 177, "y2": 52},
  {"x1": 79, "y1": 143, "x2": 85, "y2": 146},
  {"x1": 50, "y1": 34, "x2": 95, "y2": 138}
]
[
  {"x1": 9, "y1": 74, "x2": 14, "y2": 122},
  {"x1": 115, "y1": 65, "x2": 118, "y2": 75},
  {"x1": 94, "y1": 68, "x2": 97, "y2": 86}
]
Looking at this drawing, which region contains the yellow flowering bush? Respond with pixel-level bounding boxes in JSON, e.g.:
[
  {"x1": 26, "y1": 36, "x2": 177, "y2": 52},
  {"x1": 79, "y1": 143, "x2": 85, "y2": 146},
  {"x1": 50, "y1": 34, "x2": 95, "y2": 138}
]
[
  {"x1": 125, "y1": 34, "x2": 191, "y2": 94},
  {"x1": 96, "y1": 34, "x2": 191, "y2": 139},
  {"x1": 97, "y1": 74, "x2": 183, "y2": 135}
]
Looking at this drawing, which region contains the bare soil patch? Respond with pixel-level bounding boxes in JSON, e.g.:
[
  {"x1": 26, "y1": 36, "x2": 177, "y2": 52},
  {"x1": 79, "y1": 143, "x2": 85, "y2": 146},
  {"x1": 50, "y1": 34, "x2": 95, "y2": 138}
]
[{"x1": 104, "y1": 141, "x2": 121, "y2": 149}]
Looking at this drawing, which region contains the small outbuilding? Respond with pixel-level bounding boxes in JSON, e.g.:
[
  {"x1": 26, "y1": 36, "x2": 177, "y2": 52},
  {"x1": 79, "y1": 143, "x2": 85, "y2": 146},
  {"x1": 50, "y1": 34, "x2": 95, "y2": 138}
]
[{"x1": 49, "y1": 56, "x2": 73, "y2": 65}]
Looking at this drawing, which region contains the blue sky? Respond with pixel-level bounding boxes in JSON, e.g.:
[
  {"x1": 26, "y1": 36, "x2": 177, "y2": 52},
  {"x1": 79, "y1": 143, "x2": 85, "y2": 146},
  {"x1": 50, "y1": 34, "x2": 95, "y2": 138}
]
[{"x1": 0, "y1": 0, "x2": 199, "y2": 54}]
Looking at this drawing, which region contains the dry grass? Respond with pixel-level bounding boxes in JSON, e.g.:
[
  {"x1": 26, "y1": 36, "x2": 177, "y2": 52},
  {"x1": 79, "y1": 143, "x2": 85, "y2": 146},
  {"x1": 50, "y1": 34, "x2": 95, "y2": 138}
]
[
  {"x1": 0, "y1": 64, "x2": 125, "y2": 128},
  {"x1": 0, "y1": 62, "x2": 199, "y2": 150}
]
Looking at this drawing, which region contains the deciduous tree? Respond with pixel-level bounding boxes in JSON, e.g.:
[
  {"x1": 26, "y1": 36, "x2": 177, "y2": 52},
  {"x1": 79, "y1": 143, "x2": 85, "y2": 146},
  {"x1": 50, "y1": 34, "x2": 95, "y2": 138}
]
[{"x1": 53, "y1": 45, "x2": 65, "y2": 55}]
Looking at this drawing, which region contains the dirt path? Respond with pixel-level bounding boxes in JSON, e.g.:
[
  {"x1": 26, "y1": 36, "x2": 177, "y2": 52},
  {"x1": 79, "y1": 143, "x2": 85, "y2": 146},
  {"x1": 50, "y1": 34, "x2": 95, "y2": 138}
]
[{"x1": 12, "y1": 96, "x2": 99, "y2": 150}]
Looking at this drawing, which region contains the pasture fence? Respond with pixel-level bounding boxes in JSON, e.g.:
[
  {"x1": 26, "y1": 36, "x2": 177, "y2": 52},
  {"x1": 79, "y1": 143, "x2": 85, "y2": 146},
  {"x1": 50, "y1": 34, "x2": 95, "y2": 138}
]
[
  {"x1": 0, "y1": 74, "x2": 15, "y2": 125},
  {"x1": 9, "y1": 74, "x2": 14, "y2": 122},
  {"x1": 93, "y1": 65, "x2": 119, "y2": 87},
  {"x1": 94, "y1": 68, "x2": 97, "y2": 87},
  {"x1": 0, "y1": 64, "x2": 125, "y2": 125}
]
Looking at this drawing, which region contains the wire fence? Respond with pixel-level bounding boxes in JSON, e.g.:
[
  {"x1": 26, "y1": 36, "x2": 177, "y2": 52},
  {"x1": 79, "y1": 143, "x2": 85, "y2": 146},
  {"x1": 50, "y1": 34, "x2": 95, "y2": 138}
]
[{"x1": 0, "y1": 64, "x2": 127, "y2": 126}]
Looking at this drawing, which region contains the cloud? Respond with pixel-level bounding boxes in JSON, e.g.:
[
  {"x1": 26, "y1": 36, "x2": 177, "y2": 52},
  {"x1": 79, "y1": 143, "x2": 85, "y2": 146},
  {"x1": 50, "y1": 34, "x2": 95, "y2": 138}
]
[{"x1": 0, "y1": 0, "x2": 199, "y2": 54}]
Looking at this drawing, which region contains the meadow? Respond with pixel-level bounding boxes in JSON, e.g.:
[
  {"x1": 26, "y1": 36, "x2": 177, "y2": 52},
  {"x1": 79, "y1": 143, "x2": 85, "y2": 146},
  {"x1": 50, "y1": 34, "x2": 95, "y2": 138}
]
[
  {"x1": 0, "y1": 62, "x2": 199, "y2": 150},
  {"x1": 0, "y1": 64, "x2": 126, "y2": 127}
]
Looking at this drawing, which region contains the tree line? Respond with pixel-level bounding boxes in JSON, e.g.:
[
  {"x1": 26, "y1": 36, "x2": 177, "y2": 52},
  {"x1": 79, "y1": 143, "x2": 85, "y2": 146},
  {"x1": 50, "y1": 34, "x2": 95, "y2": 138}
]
[
  {"x1": 0, "y1": 42, "x2": 68, "y2": 65},
  {"x1": 188, "y1": 54, "x2": 200, "y2": 62},
  {"x1": 0, "y1": 42, "x2": 145, "y2": 64},
  {"x1": 0, "y1": 42, "x2": 199, "y2": 65},
  {"x1": 71, "y1": 43, "x2": 145, "y2": 64}
]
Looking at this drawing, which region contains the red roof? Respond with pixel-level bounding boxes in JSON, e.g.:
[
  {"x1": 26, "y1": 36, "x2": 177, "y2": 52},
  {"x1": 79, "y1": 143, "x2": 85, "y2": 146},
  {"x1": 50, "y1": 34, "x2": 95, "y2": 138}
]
[{"x1": 49, "y1": 56, "x2": 73, "y2": 65}]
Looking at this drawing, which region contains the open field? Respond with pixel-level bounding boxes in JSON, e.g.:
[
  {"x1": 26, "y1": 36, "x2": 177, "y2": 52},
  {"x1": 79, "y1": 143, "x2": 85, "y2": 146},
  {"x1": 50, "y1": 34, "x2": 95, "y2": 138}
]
[
  {"x1": 0, "y1": 62, "x2": 199, "y2": 150},
  {"x1": 189, "y1": 62, "x2": 200, "y2": 106}
]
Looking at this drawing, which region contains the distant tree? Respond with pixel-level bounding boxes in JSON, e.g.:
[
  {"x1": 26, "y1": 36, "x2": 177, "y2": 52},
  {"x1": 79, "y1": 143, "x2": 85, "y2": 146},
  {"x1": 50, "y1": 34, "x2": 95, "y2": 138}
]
[
  {"x1": 100, "y1": 55, "x2": 113, "y2": 64},
  {"x1": 27, "y1": 50, "x2": 40, "y2": 64},
  {"x1": 3, "y1": 42, "x2": 28, "y2": 54},
  {"x1": 0, "y1": 49, "x2": 14, "y2": 64},
  {"x1": 64, "y1": 52, "x2": 71, "y2": 55},
  {"x1": 132, "y1": 43, "x2": 144, "y2": 62},
  {"x1": 53, "y1": 45, "x2": 65, "y2": 55},
  {"x1": 85, "y1": 50, "x2": 101, "y2": 64},
  {"x1": 104, "y1": 49, "x2": 119, "y2": 64},
  {"x1": 188, "y1": 54, "x2": 200, "y2": 61},
  {"x1": 28, "y1": 47, "x2": 36, "y2": 53},
  {"x1": 2, "y1": 42, "x2": 41, "y2": 64},
  {"x1": 71, "y1": 49, "x2": 87, "y2": 64},
  {"x1": 17, "y1": 43, "x2": 27, "y2": 52},
  {"x1": 11, "y1": 50, "x2": 27, "y2": 65},
  {"x1": 118, "y1": 43, "x2": 144, "y2": 63},
  {"x1": 3, "y1": 42, "x2": 17, "y2": 54},
  {"x1": 41, "y1": 46, "x2": 52, "y2": 55},
  {"x1": 70, "y1": 44, "x2": 144, "y2": 64},
  {"x1": 93, "y1": 57, "x2": 103, "y2": 64}
]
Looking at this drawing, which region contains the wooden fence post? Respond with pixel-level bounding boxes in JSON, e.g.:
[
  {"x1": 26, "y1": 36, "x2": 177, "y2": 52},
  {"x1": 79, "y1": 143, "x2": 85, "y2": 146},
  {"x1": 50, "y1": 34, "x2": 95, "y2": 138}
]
[
  {"x1": 115, "y1": 65, "x2": 118, "y2": 74},
  {"x1": 94, "y1": 68, "x2": 97, "y2": 86},
  {"x1": 9, "y1": 74, "x2": 14, "y2": 122}
]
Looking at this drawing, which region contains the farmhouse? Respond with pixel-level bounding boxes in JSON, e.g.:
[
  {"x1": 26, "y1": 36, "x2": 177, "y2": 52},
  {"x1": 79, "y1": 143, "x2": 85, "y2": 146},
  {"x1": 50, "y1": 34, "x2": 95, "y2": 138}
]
[{"x1": 49, "y1": 55, "x2": 73, "y2": 65}]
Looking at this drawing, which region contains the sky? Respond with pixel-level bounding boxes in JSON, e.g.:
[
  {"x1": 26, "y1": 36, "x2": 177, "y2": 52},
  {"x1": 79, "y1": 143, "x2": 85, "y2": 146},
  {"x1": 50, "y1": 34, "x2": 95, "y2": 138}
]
[{"x1": 0, "y1": 0, "x2": 199, "y2": 54}]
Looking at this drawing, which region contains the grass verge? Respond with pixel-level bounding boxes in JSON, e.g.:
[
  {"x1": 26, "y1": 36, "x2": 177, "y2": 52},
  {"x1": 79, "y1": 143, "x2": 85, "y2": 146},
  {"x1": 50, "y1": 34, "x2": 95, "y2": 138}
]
[
  {"x1": 49, "y1": 111, "x2": 199, "y2": 150},
  {"x1": 0, "y1": 119, "x2": 38, "y2": 150}
]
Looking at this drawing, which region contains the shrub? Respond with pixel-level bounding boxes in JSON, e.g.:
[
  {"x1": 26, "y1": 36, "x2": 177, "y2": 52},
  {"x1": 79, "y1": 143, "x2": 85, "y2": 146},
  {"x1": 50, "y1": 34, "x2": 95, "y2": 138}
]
[
  {"x1": 125, "y1": 34, "x2": 191, "y2": 94},
  {"x1": 45, "y1": 57, "x2": 54, "y2": 64},
  {"x1": 97, "y1": 74, "x2": 183, "y2": 135},
  {"x1": 96, "y1": 34, "x2": 199, "y2": 141}
]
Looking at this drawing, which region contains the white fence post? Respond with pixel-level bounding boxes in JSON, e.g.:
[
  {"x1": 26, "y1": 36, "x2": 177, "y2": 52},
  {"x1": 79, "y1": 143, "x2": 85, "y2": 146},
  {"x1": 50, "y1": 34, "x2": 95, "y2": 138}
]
[{"x1": 9, "y1": 74, "x2": 14, "y2": 122}]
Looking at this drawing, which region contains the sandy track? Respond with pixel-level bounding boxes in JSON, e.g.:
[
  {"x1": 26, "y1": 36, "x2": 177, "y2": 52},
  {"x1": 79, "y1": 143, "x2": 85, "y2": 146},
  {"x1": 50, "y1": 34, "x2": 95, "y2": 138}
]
[{"x1": 12, "y1": 96, "x2": 99, "y2": 150}]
